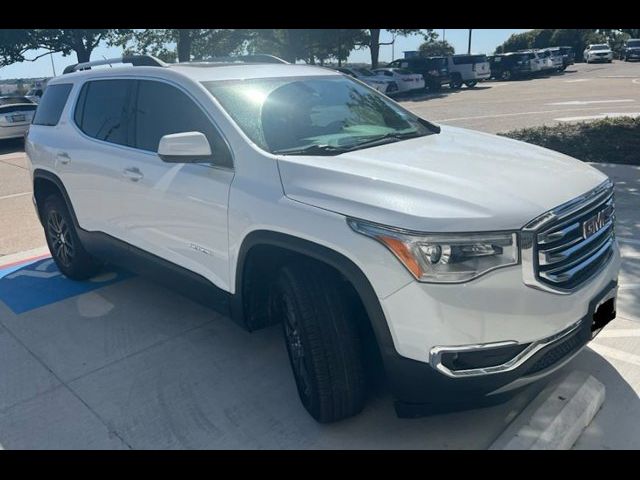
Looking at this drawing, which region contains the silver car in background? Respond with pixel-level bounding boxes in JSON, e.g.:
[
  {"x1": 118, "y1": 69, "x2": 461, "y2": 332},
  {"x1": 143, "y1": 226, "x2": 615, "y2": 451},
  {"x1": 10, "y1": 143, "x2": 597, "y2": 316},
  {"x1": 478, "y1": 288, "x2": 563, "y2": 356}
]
[{"x1": 0, "y1": 96, "x2": 37, "y2": 141}]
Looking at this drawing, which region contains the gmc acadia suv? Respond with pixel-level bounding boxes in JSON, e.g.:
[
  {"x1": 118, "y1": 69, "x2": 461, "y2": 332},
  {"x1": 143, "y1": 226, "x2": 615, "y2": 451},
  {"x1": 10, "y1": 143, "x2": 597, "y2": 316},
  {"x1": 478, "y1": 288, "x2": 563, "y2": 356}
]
[{"x1": 26, "y1": 56, "x2": 620, "y2": 423}]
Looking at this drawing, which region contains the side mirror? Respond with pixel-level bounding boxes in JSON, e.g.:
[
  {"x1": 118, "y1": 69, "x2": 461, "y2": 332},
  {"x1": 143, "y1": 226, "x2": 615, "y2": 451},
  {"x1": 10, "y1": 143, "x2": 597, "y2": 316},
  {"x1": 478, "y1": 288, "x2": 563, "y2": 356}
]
[{"x1": 157, "y1": 131, "x2": 212, "y2": 163}]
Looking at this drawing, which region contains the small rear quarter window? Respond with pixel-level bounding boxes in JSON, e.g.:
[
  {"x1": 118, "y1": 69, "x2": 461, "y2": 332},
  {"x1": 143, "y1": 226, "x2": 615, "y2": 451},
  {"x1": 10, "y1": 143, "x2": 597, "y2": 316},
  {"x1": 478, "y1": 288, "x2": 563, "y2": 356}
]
[{"x1": 32, "y1": 84, "x2": 73, "y2": 126}]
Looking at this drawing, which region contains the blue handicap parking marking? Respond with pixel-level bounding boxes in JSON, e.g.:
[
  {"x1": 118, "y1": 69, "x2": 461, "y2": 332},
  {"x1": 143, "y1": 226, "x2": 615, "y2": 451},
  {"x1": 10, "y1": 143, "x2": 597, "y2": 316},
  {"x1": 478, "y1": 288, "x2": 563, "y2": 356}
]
[{"x1": 0, "y1": 257, "x2": 134, "y2": 314}]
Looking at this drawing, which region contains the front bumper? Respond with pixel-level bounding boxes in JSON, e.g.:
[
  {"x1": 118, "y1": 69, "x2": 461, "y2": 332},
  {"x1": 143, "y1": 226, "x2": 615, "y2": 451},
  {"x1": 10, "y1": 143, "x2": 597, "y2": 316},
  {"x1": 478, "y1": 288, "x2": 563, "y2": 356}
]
[
  {"x1": 377, "y1": 236, "x2": 620, "y2": 415},
  {"x1": 387, "y1": 278, "x2": 618, "y2": 417}
]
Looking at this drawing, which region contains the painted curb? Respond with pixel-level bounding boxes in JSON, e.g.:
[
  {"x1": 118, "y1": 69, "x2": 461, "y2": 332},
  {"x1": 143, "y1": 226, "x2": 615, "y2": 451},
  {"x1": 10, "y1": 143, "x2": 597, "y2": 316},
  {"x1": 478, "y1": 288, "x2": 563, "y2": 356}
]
[
  {"x1": 0, "y1": 246, "x2": 50, "y2": 269},
  {"x1": 490, "y1": 370, "x2": 605, "y2": 450}
]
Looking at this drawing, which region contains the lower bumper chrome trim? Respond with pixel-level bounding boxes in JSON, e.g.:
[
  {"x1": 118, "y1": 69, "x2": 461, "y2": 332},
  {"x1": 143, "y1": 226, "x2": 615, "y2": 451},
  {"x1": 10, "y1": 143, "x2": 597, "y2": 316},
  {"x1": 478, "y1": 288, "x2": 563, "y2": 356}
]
[{"x1": 429, "y1": 320, "x2": 582, "y2": 378}]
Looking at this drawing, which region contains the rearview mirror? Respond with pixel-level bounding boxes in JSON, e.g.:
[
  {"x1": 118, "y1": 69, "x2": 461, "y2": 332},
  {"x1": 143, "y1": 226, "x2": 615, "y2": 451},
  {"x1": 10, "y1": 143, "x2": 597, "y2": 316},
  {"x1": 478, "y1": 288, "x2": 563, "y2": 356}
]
[{"x1": 157, "y1": 132, "x2": 212, "y2": 163}]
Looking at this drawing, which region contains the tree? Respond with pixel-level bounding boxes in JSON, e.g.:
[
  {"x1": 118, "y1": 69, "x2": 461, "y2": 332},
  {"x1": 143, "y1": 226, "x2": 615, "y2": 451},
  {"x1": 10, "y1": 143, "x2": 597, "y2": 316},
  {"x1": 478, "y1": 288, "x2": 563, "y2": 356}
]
[
  {"x1": 359, "y1": 29, "x2": 433, "y2": 68},
  {"x1": 0, "y1": 29, "x2": 124, "y2": 66},
  {"x1": 418, "y1": 39, "x2": 455, "y2": 57},
  {"x1": 110, "y1": 29, "x2": 250, "y2": 63},
  {"x1": 245, "y1": 29, "x2": 365, "y2": 65}
]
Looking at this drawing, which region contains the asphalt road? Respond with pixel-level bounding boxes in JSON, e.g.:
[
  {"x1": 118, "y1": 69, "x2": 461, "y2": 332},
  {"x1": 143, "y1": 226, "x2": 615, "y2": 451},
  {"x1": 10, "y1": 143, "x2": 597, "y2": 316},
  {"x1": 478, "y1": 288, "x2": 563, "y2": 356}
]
[{"x1": 400, "y1": 60, "x2": 640, "y2": 133}]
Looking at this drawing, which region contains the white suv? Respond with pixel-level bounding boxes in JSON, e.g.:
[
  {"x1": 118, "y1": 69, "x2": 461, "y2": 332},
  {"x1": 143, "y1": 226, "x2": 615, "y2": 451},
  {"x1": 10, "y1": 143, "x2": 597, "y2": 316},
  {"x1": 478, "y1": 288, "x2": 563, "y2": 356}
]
[
  {"x1": 584, "y1": 44, "x2": 613, "y2": 63},
  {"x1": 26, "y1": 55, "x2": 620, "y2": 422},
  {"x1": 445, "y1": 54, "x2": 491, "y2": 89}
]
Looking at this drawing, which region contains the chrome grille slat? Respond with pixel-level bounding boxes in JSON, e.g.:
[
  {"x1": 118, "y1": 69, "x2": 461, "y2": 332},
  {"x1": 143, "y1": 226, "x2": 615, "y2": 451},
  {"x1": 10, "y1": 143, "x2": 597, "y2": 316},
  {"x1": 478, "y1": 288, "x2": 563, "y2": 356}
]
[
  {"x1": 522, "y1": 179, "x2": 616, "y2": 293},
  {"x1": 537, "y1": 195, "x2": 613, "y2": 243},
  {"x1": 538, "y1": 220, "x2": 614, "y2": 266},
  {"x1": 539, "y1": 237, "x2": 614, "y2": 284},
  {"x1": 537, "y1": 222, "x2": 580, "y2": 245}
]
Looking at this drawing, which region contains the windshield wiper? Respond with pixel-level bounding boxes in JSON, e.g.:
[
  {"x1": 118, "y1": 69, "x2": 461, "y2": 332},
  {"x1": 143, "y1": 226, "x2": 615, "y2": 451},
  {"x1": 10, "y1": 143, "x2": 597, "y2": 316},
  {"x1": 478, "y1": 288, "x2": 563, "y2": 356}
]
[
  {"x1": 272, "y1": 144, "x2": 350, "y2": 156},
  {"x1": 343, "y1": 131, "x2": 427, "y2": 151}
]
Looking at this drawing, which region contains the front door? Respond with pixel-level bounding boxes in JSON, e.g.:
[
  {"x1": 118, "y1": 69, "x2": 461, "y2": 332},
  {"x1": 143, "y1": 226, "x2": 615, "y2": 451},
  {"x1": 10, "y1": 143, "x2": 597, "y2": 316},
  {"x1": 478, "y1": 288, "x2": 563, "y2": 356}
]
[{"x1": 114, "y1": 79, "x2": 235, "y2": 291}]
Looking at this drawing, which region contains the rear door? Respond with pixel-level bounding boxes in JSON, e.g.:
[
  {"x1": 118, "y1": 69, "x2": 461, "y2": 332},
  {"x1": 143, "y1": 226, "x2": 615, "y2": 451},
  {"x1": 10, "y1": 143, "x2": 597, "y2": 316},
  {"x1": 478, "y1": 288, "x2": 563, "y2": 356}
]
[{"x1": 64, "y1": 78, "x2": 137, "y2": 237}]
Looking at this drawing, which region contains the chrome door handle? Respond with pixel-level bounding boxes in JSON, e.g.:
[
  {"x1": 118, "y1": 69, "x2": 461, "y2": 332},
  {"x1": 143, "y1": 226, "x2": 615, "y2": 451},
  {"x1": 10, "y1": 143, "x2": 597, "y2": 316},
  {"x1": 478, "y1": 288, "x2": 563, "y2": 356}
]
[
  {"x1": 123, "y1": 167, "x2": 144, "y2": 182},
  {"x1": 57, "y1": 152, "x2": 71, "y2": 164}
]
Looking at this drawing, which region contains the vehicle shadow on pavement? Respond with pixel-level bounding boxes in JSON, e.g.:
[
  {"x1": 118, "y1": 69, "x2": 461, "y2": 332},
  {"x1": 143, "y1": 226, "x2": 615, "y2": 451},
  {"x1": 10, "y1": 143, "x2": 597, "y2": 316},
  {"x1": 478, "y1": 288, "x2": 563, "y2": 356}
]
[
  {"x1": 0, "y1": 138, "x2": 25, "y2": 156},
  {"x1": 0, "y1": 270, "x2": 551, "y2": 449}
]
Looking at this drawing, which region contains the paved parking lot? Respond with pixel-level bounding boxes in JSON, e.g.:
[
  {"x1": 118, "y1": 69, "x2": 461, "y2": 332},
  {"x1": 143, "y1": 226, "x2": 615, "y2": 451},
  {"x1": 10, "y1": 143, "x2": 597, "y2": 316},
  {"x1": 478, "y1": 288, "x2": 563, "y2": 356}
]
[
  {"x1": 0, "y1": 61, "x2": 639, "y2": 449},
  {"x1": 400, "y1": 60, "x2": 640, "y2": 133}
]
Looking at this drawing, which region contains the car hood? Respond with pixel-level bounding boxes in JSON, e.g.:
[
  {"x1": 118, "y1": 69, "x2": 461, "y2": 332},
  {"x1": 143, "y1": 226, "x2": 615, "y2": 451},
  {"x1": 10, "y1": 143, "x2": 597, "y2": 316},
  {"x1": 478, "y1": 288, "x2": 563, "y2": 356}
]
[{"x1": 277, "y1": 125, "x2": 608, "y2": 232}]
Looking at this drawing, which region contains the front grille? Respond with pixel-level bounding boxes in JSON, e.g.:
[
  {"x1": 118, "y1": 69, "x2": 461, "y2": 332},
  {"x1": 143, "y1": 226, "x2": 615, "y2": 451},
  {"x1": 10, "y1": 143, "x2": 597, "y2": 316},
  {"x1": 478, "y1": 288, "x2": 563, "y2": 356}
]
[{"x1": 524, "y1": 180, "x2": 615, "y2": 292}]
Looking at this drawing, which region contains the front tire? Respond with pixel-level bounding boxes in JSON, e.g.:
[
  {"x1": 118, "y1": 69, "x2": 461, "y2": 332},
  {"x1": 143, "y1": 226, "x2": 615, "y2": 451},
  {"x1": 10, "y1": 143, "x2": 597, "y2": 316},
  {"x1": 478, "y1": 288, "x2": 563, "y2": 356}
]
[
  {"x1": 273, "y1": 261, "x2": 366, "y2": 423},
  {"x1": 464, "y1": 80, "x2": 478, "y2": 88},
  {"x1": 500, "y1": 70, "x2": 512, "y2": 81},
  {"x1": 42, "y1": 194, "x2": 102, "y2": 280}
]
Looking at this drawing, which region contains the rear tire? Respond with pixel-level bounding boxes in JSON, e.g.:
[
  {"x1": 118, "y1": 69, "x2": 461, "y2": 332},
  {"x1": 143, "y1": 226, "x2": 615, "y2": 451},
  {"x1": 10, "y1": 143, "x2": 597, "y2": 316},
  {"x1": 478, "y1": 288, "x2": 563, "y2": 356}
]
[
  {"x1": 464, "y1": 80, "x2": 478, "y2": 88},
  {"x1": 500, "y1": 70, "x2": 512, "y2": 81},
  {"x1": 273, "y1": 260, "x2": 366, "y2": 423},
  {"x1": 42, "y1": 194, "x2": 103, "y2": 280},
  {"x1": 449, "y1": 75, "x2": 463, "y2": 89}
]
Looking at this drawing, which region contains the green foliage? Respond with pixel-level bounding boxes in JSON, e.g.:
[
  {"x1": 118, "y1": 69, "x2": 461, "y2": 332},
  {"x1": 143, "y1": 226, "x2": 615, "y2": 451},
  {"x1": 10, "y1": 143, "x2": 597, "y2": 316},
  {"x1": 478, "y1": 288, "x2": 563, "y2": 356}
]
[
  {"x1": 110, "y1": 29, "x2": 249, "y2": 63},
  {"x1": 0, "y1": 29, "x2": 125, "y2": 66},
  {"x1": 418, "y1": 40, "x2": 455, "y2": 57},
  {"x1": 500, "y1": 117, "x2": 640, "y2": 165},
  {"x1": 360, "y1": 29, "x2": 429, "y2": 68},
  {"x1": 494, "y1": 29, "x2": 624, "y2": 62}
]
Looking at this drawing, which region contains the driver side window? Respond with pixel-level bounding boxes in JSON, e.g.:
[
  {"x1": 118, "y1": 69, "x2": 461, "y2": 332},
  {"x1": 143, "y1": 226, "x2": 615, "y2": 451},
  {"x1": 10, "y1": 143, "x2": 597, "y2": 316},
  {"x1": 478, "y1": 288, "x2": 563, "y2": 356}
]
[{"x1": 134, "y1": 80, "x2": 233, "y2": 168}]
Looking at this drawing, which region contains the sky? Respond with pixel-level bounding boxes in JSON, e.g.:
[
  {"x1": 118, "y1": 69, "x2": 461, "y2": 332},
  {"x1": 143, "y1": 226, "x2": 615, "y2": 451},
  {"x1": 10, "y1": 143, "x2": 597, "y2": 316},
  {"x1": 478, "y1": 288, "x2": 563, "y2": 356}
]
[{"x1": 0, "y1": 29, "x2": 531, "y2": 80}]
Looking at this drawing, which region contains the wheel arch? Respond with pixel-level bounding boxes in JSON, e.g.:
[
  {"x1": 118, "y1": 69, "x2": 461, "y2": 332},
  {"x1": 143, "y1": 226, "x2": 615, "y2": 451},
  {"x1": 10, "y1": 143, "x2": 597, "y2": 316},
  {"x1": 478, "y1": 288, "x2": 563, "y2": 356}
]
[
  {"x1": 232, "y1": 230, "x2": 397, "y2": 360},
  {"x1": 32, "y1": 169, "x2": 80, "y2": 228}
]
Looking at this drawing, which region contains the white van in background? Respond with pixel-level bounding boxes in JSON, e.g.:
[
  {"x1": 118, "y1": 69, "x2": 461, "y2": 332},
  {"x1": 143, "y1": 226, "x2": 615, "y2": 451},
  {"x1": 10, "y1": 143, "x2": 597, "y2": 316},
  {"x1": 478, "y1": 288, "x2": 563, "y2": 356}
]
[{"x1": 446, "y1": 54, "x2": 491, "y2": 89}]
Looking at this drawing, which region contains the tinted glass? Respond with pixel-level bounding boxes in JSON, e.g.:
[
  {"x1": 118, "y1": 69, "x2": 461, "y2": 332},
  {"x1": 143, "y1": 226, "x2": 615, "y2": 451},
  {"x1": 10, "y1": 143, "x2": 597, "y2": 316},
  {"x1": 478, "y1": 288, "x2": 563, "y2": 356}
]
[
  {"x1": 204, "y1": 76, "x2": 433, "y2": 156},
  {"x1": 75, "y1": 80, "x2": 134, "y2": 146},
  {"x1": 134, "y1": 80, "x2": 232, "y2": 167},
  {"x1": 452, "y1": 55, "x2": 487, "y2": 65},
  {"x1": 0, "y1": 96, "x2": 32, "y2": 106},
  {"x1": 627, "y1": 40, "x2": 640, "y2": 48},
  {"x1": 0, "y1": 104, "x2": 37, "y2": 113},
  {"x1": 32, "y1": 84, "x2": 72, "y2": 126}
]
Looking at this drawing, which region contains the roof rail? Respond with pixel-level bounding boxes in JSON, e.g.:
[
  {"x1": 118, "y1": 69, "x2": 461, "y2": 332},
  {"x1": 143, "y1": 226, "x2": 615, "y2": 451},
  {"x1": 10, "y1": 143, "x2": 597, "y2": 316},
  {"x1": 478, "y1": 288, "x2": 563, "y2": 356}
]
[
  {"x1": 193, "y1": 54, "x2": 289, "y2": 65},
  {"x1": 62, "y1": 55, "x2": 167, "y2": 74}
]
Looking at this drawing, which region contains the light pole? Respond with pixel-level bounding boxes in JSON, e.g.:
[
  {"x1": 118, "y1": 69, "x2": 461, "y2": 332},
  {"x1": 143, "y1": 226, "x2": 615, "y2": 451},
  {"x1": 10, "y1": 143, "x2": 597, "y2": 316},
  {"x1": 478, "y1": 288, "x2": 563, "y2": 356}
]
[
  {"x1": 443, "y1": 29, "x2": 445, "y2": 43},
  {"x1": 467, "y1": 29, "x2": 473, "y2": 54},
  {"x1": 49, "y1": 51, "x2": 56, "y2": 76}
]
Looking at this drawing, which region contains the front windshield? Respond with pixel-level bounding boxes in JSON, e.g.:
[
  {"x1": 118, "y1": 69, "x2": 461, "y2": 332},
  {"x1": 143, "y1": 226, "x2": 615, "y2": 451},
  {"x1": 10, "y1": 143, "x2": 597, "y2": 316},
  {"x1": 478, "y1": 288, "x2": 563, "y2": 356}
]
[
  {"x1": 627, "y1": 40, "x2": 640, "y2": 48},
  {"x1": 203, "y1": 75, "x2": 434, "y2": 155},
  {"x1": 591, "y1": 45, "x2": 609, "y2": 50}
]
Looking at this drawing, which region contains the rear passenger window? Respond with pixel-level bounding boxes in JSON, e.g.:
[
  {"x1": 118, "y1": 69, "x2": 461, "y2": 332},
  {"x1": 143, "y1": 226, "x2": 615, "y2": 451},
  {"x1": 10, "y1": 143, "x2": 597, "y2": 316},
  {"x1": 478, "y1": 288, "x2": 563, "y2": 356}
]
[
  {"x1": 74, "y1": 80, "x2": 134, "y2": 147},
  {"x1": 134, "y1": 80, "x2": 232, "y2": 168},
  {"x1": 32, "y1": 84, "x2": 73, "y2": 126}
]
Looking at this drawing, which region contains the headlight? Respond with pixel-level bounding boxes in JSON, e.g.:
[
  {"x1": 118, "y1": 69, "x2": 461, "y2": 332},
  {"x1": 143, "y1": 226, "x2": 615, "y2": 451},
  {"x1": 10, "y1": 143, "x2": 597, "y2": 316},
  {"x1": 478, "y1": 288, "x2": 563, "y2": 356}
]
[{"x1": 348, "y1": 219, "x2": 519, "y2": 283}]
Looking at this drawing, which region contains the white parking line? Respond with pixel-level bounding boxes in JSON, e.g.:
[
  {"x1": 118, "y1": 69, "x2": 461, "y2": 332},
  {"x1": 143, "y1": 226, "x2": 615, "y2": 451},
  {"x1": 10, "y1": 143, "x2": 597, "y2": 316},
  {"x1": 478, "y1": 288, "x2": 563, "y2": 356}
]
[
  {"x1": 564, "y1": 79, "x2": 592, "y2": 83},
  {"x1": 555, "y1": 112, "x2": 640, "y2": 122},
  {"x1": 0, "y1": 192, "x2": 30, "y2": 201},
  {"x1": 619, "y1": 237, "x2": 640, "y2": 246},
  {"x1": 547, "y1": 99, "x2": 635, "y2": 106},
  {"x1": 589, "y1": 343, "x2": 640, "y2": 368},
  {"x1": 596, "y1": 329, "x2": 640, "y2": 338},
  {"x1": 435, "y1": 105, "x2": 640, "y2": 122}
]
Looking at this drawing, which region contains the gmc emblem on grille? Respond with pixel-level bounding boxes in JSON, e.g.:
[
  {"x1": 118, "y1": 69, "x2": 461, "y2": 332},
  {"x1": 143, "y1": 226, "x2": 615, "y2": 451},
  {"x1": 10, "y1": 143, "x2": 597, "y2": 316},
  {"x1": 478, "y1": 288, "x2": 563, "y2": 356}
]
[{"x1": 582, "y1": 207, "x2": 612, "y2": 239}]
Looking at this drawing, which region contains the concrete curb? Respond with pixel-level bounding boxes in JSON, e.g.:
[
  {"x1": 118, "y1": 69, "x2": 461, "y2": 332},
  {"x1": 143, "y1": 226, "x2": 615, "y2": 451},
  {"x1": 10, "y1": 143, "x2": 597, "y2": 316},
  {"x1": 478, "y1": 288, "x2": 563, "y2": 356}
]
[
  {"x1": 490, "y1": 370, "x2": 605, "y2": 450},
  {"x1": 0, "y1": 246, "x2": 50, "y2": 268}
]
